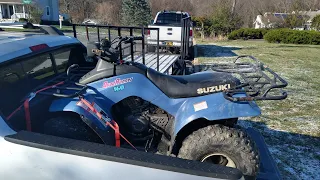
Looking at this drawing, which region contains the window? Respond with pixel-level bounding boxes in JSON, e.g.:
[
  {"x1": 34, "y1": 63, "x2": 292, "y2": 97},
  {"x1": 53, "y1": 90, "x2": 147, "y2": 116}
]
[
  {"x1": 0, "y1": 45, "x2": 91, "y2": 120},
  {"x1": 15, "y1": 5, "x2": 24, "y2": 13},
  {"x1": 20, "y1": 53, "x2": 55, "y2": 88},
  {"x1": 0, "y1": 63, "x2": 29, "y2": 116},
  {"x1": 52, "y1": 50, "x2": 71, "y2": 73},
  {"x1": 46, "y1": 6, "x2": 50, "y2": 16},
  {"x1": 155, "y1": 13, "x2": 188, "y2": 25}
]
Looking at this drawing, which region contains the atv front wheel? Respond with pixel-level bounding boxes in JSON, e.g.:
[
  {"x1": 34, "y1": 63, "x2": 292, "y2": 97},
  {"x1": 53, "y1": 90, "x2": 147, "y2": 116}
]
[
  {"x1": 178, "y1": 124, "x2": 259, "y2": 177},
  {"x1": 43, "y1": 115, "x2": 102, "y2": 143}
]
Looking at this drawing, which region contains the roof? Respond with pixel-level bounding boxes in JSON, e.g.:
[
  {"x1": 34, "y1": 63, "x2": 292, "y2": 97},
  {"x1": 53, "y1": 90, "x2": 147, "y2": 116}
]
[
  {"x1": 256, "y1": 11, "x2": 320, "y2": 25},
  {"x1": 300, "y1": 10, "x2": 320, "y2": 22},
  {"x1": 0, "y1": 0, "x2": 23, "y2": 4},
  {"x1": 0, "y1": 33, "x2": 81, "y2": 63}
]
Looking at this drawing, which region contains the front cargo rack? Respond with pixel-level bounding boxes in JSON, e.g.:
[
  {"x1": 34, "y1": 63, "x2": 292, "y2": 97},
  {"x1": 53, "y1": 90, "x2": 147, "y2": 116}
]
[
  {"x1": 30, "y1": 66, "x2": 93, "y2": 98},
  {"x1": 211, "y1": 56, "x2": 288, "y2": 102}
]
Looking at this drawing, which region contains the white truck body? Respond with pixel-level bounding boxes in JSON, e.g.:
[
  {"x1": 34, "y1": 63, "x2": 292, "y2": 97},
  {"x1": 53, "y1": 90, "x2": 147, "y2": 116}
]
[
  {"x1": 147, "y1": 11, "x2": 193, "y2": 48},
  {"x1": 0, "y1": 115, "x2": 223, "y2": 180}
]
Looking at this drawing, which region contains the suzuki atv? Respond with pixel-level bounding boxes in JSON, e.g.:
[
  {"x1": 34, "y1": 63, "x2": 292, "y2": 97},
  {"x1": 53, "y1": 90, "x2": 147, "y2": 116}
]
[{"x1": 25, "y1": 36, "x2": 287, "y2": 178}]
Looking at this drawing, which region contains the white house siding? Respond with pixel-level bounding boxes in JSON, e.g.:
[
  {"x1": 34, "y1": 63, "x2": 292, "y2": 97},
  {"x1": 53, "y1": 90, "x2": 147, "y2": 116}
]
[
  {"x1": 0, "y1": 0, "x2": 59, "y2": 22},
  {"x1": 34, "y1": 0, "x2": 59, "y2": 21},
  {"x1": 0, "y1": 5, "x2": 2, "y2": 19}
]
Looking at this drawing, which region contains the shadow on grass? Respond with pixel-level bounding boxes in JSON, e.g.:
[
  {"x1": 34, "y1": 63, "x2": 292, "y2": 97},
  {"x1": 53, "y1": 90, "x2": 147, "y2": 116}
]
[
  {"x1": 197, "y1": 44, "x2": 241, "y2": 58},
  {"x1": 239, "y1": 119, "x2": 320, "y2": 180}
]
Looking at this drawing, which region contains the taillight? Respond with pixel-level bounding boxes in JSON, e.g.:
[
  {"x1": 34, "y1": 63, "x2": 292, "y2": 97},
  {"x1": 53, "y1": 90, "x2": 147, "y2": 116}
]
[
  {"x1": 29, "y1": 44, "x2": 49, "y2": 52},
  {"x1": 189, "y1": 29, "x2": 193, "y2": 37},
  {"x1": 147, "y1": 30, "x2": 150, "y2": 35}
]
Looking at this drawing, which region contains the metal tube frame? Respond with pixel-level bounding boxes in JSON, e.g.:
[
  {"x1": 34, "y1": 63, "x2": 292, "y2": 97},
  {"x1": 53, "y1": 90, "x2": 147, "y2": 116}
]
[
  {"x1": 180, "y1": 17, "x2": 191, "y2": 60},
  {"x1": 72, "y1": 24, "x2": 160, "y2": 70},
  {"x1": 130, "y1": 28, "x2": 134, "y2": 62},
  {"x1": 211, "y1": 56, "x2": 288, "y2": 102}
]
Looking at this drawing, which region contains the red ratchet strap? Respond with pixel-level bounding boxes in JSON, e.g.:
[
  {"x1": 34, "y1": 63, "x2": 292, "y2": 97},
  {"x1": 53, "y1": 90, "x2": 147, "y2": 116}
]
[
  {"x1": 23, "y1": 99, "x2": 31, "y2": 131},
  {"x1": 79, "y1": 97, "x2": 137, "y2": 150},
  {"x1": 6, "y1": 81, "x2": 65, "y2": 132},
  {"x1": 113, "y1": 121, "x2": 121, "y2": 148}
]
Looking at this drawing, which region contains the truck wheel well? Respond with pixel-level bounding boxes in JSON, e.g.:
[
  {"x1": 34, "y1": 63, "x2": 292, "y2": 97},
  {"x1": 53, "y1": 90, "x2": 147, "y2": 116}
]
[{"x1": 172, "y1": 118, "x2": 238, "y2": 155}]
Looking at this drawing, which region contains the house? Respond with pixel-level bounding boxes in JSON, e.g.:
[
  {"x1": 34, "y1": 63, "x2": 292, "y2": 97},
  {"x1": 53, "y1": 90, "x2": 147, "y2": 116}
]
[
  {"x1": 300, "y1": 10, "x2": 320, "y2": 30},
  {"x1": 254, "y1": 13, "x2": 287, "y2": 29},
  {"x1": 254, "y1": 10, "x2": 320, "y2": 30},
  {"x1": 0, "y1": 0, "x2": 59, "y2": 23}
]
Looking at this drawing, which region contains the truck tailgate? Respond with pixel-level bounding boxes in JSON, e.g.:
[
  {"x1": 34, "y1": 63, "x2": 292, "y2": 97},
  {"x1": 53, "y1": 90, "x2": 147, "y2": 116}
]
[{"x1": 149, "y1": 25, "x2": 181, "y2": 41}]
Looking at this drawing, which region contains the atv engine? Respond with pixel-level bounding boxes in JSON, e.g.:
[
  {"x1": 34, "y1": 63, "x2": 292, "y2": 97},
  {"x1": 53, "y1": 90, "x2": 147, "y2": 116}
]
[{"x1": 112, "y1": 97, "x2": 173, "y2": 152}]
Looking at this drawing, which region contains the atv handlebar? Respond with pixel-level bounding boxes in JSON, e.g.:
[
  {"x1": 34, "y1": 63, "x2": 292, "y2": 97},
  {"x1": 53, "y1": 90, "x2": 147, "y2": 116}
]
[
  {"x1": 91, "y1": 36, "x2": 143, "y2": 63},
  {"x1": 116, "y1": 36, "x2": 143, "y2": 48}
]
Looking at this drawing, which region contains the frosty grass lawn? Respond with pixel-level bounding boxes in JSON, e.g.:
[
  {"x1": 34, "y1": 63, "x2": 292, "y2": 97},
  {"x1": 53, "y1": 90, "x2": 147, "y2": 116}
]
[{"x1": 196, "y1": 40, "x2": 320, "y2": 180}]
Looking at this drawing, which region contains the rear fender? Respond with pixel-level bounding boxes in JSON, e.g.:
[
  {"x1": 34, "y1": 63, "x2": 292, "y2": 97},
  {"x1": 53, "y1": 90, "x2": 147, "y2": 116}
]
[{"x1": 171, "y1": 92, "x2": 261, "y2": 136}]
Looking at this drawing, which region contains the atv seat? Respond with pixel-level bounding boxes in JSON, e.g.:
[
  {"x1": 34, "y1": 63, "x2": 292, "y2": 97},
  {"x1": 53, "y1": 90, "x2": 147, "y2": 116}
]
[{"x1": 147, "y1": 68, "x2": 240, "y2": 98}]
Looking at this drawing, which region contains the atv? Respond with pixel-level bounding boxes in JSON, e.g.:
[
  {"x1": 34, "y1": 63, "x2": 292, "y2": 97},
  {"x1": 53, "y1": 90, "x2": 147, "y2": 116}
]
[{"x1": 21, "y1": 36, "x2": 287, "y2": 178}]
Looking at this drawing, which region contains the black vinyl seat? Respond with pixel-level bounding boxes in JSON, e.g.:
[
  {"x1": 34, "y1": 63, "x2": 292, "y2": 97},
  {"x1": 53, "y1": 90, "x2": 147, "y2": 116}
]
[
  {"x1": 147, "y1": 68, "x2": 240, "y2": 98},
  {"x1": 80, "y1": 60, "x2": 147, "y2": 84}
]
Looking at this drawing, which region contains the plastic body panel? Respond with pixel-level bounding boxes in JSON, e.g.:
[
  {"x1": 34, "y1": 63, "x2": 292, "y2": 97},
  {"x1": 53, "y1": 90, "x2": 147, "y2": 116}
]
[{"x1": 49, "y1": 73, "x2": 261, "y2": 136}]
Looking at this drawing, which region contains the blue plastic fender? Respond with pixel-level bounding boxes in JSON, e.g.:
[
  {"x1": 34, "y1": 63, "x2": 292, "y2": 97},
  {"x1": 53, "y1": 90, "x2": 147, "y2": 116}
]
[
  {"x1": 151, "y1": 92, "x2": 261, "y2": 135},
  {"x1": 49, "y1": 73, "x2": 261, "y2": 136},
  {"x1": 49, "y1": 97, "x2": 108, "y2": 130}
]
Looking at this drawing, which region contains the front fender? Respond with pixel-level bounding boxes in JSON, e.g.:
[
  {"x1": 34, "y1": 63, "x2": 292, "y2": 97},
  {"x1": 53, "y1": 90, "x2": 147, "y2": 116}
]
[
  {"x1": 174, "y1": 92, "x2": 261, "y2": 135},
  {"x1": 49, "y1": 98, "x2": 108, "y2": 131}
]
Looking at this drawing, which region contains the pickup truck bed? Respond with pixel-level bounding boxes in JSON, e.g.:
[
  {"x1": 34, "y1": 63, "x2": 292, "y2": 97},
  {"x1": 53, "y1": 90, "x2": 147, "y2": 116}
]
[{"x1": 2, "y1": 125, "x2": 281, "y2": 179}]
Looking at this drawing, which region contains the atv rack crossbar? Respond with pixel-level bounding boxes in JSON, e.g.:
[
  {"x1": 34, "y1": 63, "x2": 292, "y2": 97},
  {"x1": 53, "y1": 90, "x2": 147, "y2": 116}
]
[{"x1": 211, "y1": 56, "x2": 288, "y2": 102}]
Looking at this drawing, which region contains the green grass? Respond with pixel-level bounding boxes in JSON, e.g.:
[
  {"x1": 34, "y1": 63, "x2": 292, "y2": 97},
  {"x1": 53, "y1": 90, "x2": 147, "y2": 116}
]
[
  {"x1": 0, "y1": 28, "x2": 40, "y2": 32},
  {"x1": 196, "y1": 39, "x2": 320, "y2": 179},
  {"x1": 51, "y1": 25, "x2": 74, "y2": 31}
]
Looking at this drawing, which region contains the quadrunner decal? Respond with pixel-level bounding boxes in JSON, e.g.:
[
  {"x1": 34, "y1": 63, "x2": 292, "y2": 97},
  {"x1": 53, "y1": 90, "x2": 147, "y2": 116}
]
[{"x1": 103, "y1": 77, "x2": 133, "y2": 88}]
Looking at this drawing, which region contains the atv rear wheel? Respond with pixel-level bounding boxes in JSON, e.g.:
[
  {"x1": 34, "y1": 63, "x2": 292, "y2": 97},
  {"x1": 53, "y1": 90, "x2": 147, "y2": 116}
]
[
  {"x1": 43, "y1": 115, "x2": 102, "y2": 143},
  {"x1": 178, "y1": 124, "x2": 259, "y2": 177}
]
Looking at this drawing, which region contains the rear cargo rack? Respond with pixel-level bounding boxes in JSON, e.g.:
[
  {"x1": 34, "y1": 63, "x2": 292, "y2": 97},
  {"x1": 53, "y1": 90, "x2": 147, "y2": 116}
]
[{"x1": 211, "y1": 56, "x2": 288, "y2": 102}]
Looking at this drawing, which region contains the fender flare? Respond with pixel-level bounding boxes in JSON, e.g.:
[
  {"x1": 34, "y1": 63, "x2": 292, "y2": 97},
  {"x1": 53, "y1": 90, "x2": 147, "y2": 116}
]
[
  {"x1": 49, "y1": 99, "x2": 115, "y2": 145},
  {"x1": 49, "y1": 99, "x2": 109, "y2": 131},
  {"x1": 173, "y1": 94, "x2": 262, "y2": 136}
]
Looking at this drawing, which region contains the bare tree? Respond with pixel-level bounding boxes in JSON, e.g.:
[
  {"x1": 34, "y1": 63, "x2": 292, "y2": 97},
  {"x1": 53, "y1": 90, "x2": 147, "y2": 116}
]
[
  {"x1": 150, "y1": 0, "x2": 193, "y2": 16},
  {"x1": 58, "y1": 0, "x2": 320, "y2": 26},
  {"x1": 93, "y1": 0, "x2": 121, "y2": 25}
]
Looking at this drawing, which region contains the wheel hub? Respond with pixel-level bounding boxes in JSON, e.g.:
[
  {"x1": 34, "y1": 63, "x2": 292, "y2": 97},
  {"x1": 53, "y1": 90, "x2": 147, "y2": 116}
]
[{"x1": 201, "y1": 153, "x2": 237, "y2": 168}]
